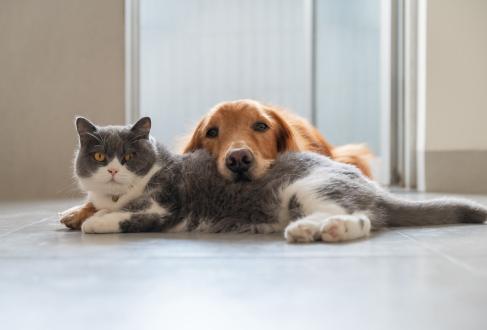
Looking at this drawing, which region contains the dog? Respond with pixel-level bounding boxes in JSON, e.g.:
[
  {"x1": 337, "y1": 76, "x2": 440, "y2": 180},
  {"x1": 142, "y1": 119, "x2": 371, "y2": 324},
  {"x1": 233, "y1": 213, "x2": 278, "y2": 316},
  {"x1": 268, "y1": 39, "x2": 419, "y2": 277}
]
[{"x1": 182, "y1": 99, "x2": 373, "y2": 182}]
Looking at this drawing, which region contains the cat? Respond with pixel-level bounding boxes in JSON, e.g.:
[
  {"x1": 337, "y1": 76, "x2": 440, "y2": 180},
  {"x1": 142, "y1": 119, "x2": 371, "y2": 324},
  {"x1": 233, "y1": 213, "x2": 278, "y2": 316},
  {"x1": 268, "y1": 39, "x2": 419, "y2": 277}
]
[{"x1": 67, "y1": 116, "x2": 487, "y2": 243}]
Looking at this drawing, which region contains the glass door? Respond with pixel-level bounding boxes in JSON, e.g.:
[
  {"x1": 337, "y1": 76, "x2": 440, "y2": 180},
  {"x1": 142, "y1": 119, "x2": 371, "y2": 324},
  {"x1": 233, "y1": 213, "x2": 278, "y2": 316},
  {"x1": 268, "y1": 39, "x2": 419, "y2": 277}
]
[{"x1": 137, "y1": 0, "x2": 390, "y2": 183}]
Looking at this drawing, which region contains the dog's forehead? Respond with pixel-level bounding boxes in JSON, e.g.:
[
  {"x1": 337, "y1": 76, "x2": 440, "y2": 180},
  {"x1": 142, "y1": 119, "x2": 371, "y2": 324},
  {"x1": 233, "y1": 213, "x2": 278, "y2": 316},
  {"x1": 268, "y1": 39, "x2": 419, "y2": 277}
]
[{"x1": 209, "y1": 101, "x2": 271, "y2": 124}]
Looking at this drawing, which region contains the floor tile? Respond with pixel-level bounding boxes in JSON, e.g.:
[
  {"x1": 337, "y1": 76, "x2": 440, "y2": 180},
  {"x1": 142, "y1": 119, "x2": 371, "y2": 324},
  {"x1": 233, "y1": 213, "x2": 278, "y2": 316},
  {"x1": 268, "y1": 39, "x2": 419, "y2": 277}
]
[{"x1": 1, "y1": 193, "x2": 487, "y2": 330}]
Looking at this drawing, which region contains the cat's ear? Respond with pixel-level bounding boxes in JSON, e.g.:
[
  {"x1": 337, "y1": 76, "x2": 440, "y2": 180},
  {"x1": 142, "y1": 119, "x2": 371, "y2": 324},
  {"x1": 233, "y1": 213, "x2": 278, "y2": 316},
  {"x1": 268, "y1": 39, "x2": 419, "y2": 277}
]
[
  {"x1": 75, "y1": 117, "x2": 97, "y2": 136},
  {"x1": 131, "y1": 117, "x2": 151, "y2": 138}
]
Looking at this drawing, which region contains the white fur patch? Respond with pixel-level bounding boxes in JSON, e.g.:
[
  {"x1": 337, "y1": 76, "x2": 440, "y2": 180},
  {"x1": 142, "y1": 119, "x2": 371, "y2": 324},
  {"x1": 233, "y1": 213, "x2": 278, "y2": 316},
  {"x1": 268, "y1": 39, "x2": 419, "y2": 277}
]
[
  {"x1": 320, "y1": 213, "x2": 371, "y2": 242},
  {"x1": 81, "y1": 211, "x2": 128, "y2": 234},
  {"x1": 86, "y1": 164, "x2": 162, "y2": 211},
  {"x1": 79, "y1": 158, "x2": 134, "y2": 198},
  {"x1": 285, "y1": 212, "x2": 371, "y2": 243},
  {"x1": 145, "y1": 200, "x2": 168, "y2": 215},
  {"x1": 284, "y1": 213, "x2": 327, "y2": 243},
  {"x1": 279, "y1": 169, "x2": 346, "y2": 224}
]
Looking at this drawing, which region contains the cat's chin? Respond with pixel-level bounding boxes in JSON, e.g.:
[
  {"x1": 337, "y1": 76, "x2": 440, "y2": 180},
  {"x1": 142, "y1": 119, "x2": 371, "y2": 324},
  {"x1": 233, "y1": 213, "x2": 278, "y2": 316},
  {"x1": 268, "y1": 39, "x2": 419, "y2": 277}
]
[
  {"x1": 78, "y1": 178, "x2": 134, "y2": 197},
  {"x1": 104, "y1": 181, "x2": 132, "y2": 194}
]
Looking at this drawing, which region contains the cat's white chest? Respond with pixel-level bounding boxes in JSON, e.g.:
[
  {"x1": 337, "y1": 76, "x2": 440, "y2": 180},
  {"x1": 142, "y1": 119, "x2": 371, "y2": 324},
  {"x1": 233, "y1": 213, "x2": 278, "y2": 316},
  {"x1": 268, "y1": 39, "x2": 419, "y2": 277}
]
[
  {"x1": 89, "y1": 192, "x2": 123, "y2": 211},
  {"x1": 87, "y1": 164, "x2": 162, "y2": 212}
]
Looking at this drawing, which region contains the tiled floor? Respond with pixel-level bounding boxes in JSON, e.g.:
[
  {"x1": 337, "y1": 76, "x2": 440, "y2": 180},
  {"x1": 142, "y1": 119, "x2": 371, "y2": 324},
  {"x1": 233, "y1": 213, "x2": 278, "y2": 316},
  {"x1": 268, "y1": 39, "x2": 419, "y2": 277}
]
[{"x1": 1, "y1": 193, "x2": 487, "y2": 330}]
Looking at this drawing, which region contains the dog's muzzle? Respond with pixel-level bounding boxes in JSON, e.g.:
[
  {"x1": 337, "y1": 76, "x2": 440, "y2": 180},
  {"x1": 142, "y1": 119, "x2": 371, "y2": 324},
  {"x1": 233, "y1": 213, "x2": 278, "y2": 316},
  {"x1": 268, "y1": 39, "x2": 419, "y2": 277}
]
[{"x1": 225, "y1": 148, "x2": 254, "y2": 176}]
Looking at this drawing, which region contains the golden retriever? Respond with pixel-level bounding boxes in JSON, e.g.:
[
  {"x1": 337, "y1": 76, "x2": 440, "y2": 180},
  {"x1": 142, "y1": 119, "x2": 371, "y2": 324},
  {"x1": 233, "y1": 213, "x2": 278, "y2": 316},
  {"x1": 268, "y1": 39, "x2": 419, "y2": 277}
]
[{"x1": 183, "y1": 99, "x2": 372, "y2": 181}]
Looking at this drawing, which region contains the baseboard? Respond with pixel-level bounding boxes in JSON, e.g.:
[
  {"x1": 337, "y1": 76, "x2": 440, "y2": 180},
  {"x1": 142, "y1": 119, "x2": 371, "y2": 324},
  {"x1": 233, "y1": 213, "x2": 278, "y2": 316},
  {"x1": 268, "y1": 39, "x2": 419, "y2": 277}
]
[{"x1": 425, "y1": 150, "x2": 487, "y2": 194}]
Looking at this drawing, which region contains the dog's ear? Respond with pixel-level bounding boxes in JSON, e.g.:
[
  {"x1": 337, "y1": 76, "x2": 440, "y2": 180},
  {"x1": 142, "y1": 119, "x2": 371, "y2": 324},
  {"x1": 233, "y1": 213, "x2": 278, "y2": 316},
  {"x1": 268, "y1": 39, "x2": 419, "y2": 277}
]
[
  {"x1": 182, "y1": 118, "x2": 206, "y2": 153},
  {"x1": 264, "y1": 106, "x2": 299, "y2": 152}
]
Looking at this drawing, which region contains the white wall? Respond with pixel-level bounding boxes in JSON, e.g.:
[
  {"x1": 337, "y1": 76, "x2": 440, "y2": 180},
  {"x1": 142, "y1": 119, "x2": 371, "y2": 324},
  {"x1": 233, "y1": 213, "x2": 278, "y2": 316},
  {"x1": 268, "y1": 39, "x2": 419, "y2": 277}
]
[
  {"x1": 426, "y1": 0, "x2": 487, "y2": 151},
  {"x1": 0, "y1": 0, "x2": 125, "y2": 200},
  {"x1": 422, "y1": 0, "x2": 487, "y2": 193}
]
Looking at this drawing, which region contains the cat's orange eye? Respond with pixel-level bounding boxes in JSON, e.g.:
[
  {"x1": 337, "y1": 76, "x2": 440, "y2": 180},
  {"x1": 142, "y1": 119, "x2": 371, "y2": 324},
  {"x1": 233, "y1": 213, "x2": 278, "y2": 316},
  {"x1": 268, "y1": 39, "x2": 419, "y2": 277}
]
[
  {"x1": 93, "y1": 152, "x2": 105, "y2": 162},
  {"x1": 124, "y1": 153, "x2": 134, "y2": 162}
]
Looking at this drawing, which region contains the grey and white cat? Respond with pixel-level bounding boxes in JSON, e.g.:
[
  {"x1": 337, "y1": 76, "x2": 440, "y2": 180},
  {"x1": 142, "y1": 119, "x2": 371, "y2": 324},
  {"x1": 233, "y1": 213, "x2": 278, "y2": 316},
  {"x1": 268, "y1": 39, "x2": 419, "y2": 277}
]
[{"x1": 69, "y1": 117, "x2": 487, "y2": 243}]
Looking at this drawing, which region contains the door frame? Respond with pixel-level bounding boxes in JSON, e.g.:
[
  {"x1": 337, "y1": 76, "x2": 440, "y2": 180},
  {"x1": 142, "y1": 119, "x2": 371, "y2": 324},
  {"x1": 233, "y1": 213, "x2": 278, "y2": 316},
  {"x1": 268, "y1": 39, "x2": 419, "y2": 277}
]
[
  {"x1": 125, "y1": 0, "x2": 140, "y2": 124},
  {"x1": 387, "y1": 0, "x2": 427, "y2": 190}
]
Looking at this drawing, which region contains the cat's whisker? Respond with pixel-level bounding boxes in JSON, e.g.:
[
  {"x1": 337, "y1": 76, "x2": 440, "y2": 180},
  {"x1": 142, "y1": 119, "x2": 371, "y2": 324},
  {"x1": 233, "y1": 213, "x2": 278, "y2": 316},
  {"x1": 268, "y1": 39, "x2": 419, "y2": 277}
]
[{"x1": 56, "y1": 181, "x2": 83, "y2": 197}]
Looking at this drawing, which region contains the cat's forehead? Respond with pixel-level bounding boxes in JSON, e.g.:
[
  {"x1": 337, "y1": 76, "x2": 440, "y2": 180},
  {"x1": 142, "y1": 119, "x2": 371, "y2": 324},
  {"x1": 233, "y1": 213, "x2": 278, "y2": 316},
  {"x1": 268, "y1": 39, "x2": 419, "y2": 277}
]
[
  {"x1": 89, "y1": 126, "x2": 133, "y2": 148},
  {"x1": 98, "y1": 126, "x2": 130, "y2": 137}
]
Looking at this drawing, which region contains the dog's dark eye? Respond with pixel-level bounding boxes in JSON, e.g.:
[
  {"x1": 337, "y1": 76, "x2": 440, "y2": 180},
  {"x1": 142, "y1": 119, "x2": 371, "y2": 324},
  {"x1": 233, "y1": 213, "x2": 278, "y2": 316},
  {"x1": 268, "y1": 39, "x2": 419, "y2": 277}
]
[
  {"x1": 253, "y1": 122, "x2": 269, "y2": 132},
  {"x1": 206, "y1": 127, "x2": 219, "y2": 138}
]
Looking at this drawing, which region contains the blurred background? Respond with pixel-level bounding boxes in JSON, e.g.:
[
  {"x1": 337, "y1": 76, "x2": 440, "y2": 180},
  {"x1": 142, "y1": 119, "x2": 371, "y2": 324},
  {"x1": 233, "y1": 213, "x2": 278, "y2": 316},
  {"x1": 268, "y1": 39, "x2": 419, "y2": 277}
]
[{"x1": 1, "y1": 0, "x2": 486, "y2": 200}]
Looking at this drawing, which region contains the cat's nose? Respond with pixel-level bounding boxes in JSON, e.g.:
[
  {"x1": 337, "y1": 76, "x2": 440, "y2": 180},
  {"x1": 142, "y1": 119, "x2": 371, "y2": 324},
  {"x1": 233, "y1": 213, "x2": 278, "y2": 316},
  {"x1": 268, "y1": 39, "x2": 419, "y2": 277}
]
[{"x1": 107, "y1": 168, "x2": 119, "y2": 176}]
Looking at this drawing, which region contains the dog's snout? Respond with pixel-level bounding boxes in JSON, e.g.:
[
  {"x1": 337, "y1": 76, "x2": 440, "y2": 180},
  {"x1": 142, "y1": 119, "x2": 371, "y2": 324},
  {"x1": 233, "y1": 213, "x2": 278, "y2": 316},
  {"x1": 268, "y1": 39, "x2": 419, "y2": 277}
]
[{"x1": 225, "y1": 149, "x2": 254, "y2": 173}]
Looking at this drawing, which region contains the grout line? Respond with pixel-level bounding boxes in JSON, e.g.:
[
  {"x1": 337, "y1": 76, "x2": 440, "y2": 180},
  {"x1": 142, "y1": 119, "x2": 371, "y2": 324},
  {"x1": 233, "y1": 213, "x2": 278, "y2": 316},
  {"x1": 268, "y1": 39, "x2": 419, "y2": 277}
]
[
  {"x1": 0, "y1": 215, "x2": 55, "y2": 240},
  {"x1": 397, "y1": 231, "x2": 481, "y2": 276},
  {"x1": 0, "y1": 211, "x2": 52, "y2": 220}
]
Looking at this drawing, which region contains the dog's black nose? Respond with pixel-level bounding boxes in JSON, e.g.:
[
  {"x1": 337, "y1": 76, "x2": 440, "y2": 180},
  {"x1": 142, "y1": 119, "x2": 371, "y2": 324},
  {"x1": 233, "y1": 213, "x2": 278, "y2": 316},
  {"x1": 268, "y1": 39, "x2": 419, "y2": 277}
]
[{"x1": 225, "y1": 149, "x2": 254, "y2": 173}]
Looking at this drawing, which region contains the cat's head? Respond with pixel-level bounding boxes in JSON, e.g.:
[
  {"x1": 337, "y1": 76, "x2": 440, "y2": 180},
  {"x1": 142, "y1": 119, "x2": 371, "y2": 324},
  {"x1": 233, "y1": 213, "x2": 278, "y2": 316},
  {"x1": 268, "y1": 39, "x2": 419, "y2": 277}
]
[{"x1": 74, "y1": 117, "x2": 158, "y2": 196}]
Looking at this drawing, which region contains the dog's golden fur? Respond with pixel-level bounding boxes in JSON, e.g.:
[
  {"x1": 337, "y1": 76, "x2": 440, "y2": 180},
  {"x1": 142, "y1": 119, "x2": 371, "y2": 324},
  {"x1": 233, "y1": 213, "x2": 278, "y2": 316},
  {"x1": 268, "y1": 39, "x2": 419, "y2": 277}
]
[
  {"x1": 183, "y1": 99, "x2": 373, "y2": 179},
  {"x1": 60, "y1": 202, "x2": 97, "y2": 230}
]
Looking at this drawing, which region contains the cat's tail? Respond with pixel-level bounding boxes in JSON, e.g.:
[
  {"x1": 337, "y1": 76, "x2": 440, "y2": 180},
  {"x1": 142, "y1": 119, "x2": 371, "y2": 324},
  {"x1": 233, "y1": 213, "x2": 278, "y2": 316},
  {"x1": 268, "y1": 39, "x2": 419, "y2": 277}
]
[{"x1": 374, "y1": 196, "x2": 487, "y2": 227}]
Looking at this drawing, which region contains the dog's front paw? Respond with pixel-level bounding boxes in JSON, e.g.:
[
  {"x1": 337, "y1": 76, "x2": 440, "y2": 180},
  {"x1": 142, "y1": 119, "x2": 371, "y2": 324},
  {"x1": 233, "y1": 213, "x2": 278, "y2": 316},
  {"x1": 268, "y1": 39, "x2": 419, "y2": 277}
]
[
  {"x1": 59, "y1": 203, "x2": 97, "y2": 230},
  {"x1": 59, "y1": 206, "x2": 86, "y2": 230},
  {"x1": 60, "y1": 212, "x2": 84, "y2": 230},
  {"x1": 81, "y1": 212, "x2": 125, "y2": 234}
]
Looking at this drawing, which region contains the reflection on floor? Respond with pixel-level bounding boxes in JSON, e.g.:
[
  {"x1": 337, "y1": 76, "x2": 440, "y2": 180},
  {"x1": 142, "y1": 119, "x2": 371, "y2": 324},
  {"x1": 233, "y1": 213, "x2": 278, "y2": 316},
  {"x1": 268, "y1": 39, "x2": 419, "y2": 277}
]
[{"x1": 1, "y1": 192, "x2": 487, "y2": 330}]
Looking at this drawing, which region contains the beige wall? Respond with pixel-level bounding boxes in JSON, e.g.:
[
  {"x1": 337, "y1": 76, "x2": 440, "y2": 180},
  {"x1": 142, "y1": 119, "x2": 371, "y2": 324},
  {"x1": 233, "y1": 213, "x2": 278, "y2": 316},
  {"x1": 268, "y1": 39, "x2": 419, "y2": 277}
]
[
  {"x1": 426, "y1": 0, "x2": 487, "y2": 151},
  {"x1": 0, "y1": 0, "x2": 125, "y2": 200},
  {"x1": 424, "y1": 0, "x2": 487, "y2": 193}
]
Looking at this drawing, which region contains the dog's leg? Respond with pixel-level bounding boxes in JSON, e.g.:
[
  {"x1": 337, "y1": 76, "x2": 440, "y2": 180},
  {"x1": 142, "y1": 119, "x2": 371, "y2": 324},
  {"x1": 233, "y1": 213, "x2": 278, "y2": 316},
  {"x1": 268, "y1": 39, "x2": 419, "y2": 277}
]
[{"x1": 59, "y1": 201, "x2": 97, "y2": 230}]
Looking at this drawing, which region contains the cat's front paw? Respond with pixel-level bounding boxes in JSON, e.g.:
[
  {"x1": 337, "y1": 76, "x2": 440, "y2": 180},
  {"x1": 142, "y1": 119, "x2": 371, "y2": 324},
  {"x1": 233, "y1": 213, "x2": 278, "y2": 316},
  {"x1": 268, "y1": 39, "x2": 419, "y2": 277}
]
[
  {"x1": 320, "y1": 214, "x2": 371, "y2": 242},
  {"x1": 81, "y1": 212, "x2": 125, "y2": 234}
]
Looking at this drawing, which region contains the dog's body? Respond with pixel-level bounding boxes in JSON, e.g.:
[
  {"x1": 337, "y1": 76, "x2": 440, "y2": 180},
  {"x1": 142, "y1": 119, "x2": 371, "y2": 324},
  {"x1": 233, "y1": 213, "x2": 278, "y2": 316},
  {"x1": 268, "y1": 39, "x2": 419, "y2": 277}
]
[{"x1": 69, "y1": 118, "x2": 487, "y2": 243}]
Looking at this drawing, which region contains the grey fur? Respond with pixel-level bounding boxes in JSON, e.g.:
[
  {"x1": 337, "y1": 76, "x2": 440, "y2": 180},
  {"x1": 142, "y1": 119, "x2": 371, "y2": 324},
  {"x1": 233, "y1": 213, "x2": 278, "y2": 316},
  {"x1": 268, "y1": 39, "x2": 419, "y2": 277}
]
[
  {"x1": 74, "y1": 118, "x2": 487, "y2": 234},
  {"x1": 288, "y1": 194, "x2": 305, "y2": 220},
  {"x1": 123, "y1": 196, "x2": 152, "y2": 212}
]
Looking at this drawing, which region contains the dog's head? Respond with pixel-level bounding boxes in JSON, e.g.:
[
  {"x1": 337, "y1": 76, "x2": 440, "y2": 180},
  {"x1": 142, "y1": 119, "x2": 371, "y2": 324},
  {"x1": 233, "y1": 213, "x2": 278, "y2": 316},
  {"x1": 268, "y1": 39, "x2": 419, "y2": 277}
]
[{"x1": 183, "y1": 100, "x2": 299, "y2": 182}]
